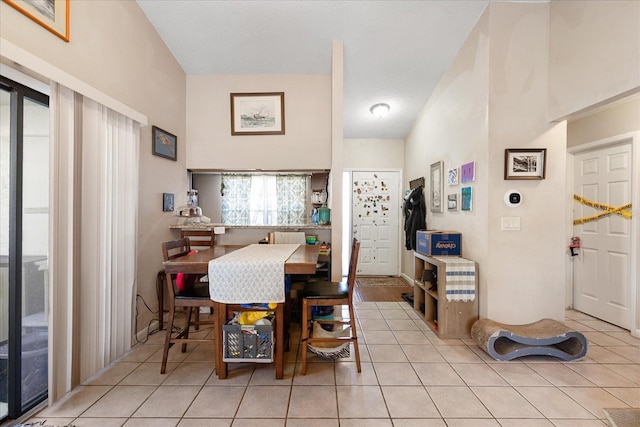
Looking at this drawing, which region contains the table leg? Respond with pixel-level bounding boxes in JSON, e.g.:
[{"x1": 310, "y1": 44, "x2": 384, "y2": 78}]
[
  {"x1": 275, "y1": 303, "x2": 284, "y2": 379},
  {"x1": 215, "y1": 302, "x2": 228, "y2": 379}
]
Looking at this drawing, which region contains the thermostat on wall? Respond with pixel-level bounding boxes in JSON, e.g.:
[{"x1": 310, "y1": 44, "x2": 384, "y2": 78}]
[{"x1": 504, "y1": 190, "x2": 522, "y2": 208}]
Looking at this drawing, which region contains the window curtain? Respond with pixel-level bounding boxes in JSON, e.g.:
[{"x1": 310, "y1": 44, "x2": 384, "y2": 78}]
[
  {"x1": 276, "y1": 175, "x2": 306, "y2": 225},
  {"x1": 221, "y1": 174, "x2": 251, "y2": 225},
  {"x1": 49, "y1": 83, "x2": 139, "y2": 402}
]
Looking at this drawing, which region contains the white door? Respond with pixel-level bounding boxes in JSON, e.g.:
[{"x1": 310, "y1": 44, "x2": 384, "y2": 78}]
[
  {"x1": 573, "y1": 141, "x2": 632, "y2": 329},
  {"x1": 351, "y1": 171, "x2": 400, "y2": 275}
]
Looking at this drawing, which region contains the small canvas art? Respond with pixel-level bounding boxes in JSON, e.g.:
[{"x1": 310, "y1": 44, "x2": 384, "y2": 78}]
[
  {"x1": 447, "y1": 168, "x2": 459, "y2": 186},
  {"x1": 461, "y1": 186, "x2": 473, "y2": 211},
  {"x1": 447, "y1": 194, "x2": 458, "y2": 211},
  {"x1": 461, "y1": 161, "x2": 475, "y2": 183}
]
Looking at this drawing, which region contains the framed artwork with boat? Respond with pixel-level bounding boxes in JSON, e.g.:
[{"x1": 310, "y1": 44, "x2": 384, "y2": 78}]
[{"x1": 230, "y1": 92, "x2": 285, "y2": 135}]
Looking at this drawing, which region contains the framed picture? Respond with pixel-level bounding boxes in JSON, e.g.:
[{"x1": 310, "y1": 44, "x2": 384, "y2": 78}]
[
  {"x1": 447, "y1": 194, "x2": 458, "y2": 211},
  {"x1": 230, "y1": 92, "x2": 285, "y2": 135},
  {"x1": 461, "y1": 186, "x2": 473, "y2": 211},
  {"x1": 504, "y1": 148, "x2": 546, "y2": 180},
  {"x1": 447, "y1": 168, "x2": 459, "y2": 186},
  {"x1": 152, "y1": 126, "x2": 177, "y2": 161},
  {"x1": 4, "y1": 0, "x2": 70, "y2": 42},
  {"x1": 162, "y1": 193, "x2": 174, "y2": 212},
  {"x1": 430, "y1": 161, "x2": 444, "y2": 213},
  {"x1": 461, "y1": 161, "x2": 475, "y2": 183}
]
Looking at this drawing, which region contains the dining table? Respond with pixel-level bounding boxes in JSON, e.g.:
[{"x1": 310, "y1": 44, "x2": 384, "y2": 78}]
[{"x1": 162, "y1": 243, "x2": 319, "y2": 379}]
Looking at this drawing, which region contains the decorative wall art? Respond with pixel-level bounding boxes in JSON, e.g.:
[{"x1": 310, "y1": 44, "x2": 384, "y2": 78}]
[
  {"x1": 447, "y1": 194, "x2": 458, "y2": 211},
  {"x1": 152, "y1": 126, "x2": 177, "y2": 161},
  {"x1": 447, "y1": 167, "x2": 459, "y2": 186},
  {"x1": 162, "y1": 193, "x2": 174, "y2": 212},
  {"x1": 461, "y1": 161, "x2": 476, "y2": 183},
  {"x1": 461, "y1": 186, "x2": 473, "y2": 211},
  {"x1": 231, "y1": 92, "x2": 285, "y2": 135},
  {"x1": 504, "y1": 148, "x2": 546, "y2": 180},
  {"x1": 430, "y1": 161, "x2": 444, "y2": 213},
  {"x1": 4, "y1": 0, "x2": 69, "y2": 41}
]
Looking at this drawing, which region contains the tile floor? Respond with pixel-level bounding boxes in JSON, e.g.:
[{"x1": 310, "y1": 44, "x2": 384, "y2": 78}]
[{"x1": 23, "y1": 304, "x2": 640, "y2": 427}]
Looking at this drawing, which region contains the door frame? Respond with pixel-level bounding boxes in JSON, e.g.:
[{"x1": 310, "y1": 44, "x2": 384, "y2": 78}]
[
  {"x1": 342, "y1": 168, "x2": 403, "y2": 277},
  {"x1": 567, "y1": 131, "x2": 639, "y2": 338}
]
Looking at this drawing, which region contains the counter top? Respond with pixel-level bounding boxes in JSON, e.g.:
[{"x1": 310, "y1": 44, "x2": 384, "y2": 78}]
[{"x1": 169, "y1": 223, "x2": 331, "y2": 230}]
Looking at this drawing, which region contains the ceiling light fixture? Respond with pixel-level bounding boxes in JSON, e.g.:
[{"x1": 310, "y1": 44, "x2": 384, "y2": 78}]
[{"x1": 370, "y1": 103, "x2": 390, "y2": 118}]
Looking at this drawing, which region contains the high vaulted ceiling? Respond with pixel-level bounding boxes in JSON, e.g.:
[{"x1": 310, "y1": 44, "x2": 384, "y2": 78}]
[{"x1": 137, "y1": 1, "x2": 504, "y2": 139}]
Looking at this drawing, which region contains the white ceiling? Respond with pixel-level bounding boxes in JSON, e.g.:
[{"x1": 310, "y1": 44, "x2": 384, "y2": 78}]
[{"x1": 137, "y1": 0, "x2": 495, "y2": 139}]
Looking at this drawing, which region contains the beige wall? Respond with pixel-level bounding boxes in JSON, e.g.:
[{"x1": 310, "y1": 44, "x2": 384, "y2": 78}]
[
  {"x1": 549, "y1": 0, "x2": 640, "y2": 120},
  {"x1": 1, "y1": 0, "x2": 188, "y2": 335},
  {"x1": 344, "y1": 139, "x2": 404, "y2": 170},
  {"x1": 405, "y1": 3, "x2": 567, "y2": 324},
  {"x1": 186, "y1": 74, "x2": 331, "y2": 171},
  {"x1": 568, "y1": 96, "x2": 640, "y2": 147}
]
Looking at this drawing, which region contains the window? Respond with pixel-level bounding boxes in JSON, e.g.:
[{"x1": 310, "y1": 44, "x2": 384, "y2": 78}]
[{"x1": 221, "y1": 174, "x2": 307, "y2": 225}]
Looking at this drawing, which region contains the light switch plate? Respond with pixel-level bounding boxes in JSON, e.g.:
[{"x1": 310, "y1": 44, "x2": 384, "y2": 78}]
[{"x1": 501, "y1": 216, "x2": 521, "y2": 231}]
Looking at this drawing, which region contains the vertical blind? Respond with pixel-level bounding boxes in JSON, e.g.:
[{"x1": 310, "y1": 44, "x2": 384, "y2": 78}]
[{"x1": 49, "y1": 83, "x2": 139, "y2": 401}]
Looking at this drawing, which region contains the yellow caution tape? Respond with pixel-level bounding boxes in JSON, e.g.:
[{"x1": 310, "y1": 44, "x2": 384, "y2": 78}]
[{"x1": 573, "y1": 195, "x2": 631, "y2": 225}]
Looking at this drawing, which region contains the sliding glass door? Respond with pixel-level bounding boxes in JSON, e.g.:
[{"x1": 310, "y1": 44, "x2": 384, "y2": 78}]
[{"x1": 0, "y1": 76, "x2": 49, "y2": 421}]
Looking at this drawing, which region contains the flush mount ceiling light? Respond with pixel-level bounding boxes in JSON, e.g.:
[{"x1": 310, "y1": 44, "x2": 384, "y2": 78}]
[{"x1": 370, "y1": 103, "x2": 390, "y2": 118}]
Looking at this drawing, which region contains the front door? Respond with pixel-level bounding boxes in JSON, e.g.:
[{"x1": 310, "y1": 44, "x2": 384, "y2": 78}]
[
  {"x1": 573, "y1": 140, "x2": 632, "y2": 329},
  {"x1": 351, "y1": 171, "x2": 400, "y2": 275}
]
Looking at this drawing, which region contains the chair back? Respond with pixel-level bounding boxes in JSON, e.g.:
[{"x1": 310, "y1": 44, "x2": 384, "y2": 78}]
[
  {"x1": 180, "y1": 229, "x2": 215, "y2": 251},
  {"x1": 161, "y1": 238, "x2": 191, "y2": 299},
  {"x1": 346, "y1": 238, "x2": 360, "y2": 303},
  {"x1": 268, "y1": 231, "x2": 306, "y2": 245}
]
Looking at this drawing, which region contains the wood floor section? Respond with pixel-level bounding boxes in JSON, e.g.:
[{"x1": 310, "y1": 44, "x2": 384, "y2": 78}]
[{"x1": 354, "y1": 282, "x2": 413, "y2": 302}]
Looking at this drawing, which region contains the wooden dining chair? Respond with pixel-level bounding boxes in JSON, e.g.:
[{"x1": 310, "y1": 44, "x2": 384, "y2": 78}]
[
  {"x1": 180, "y1": 228, "x2": 215, "y2": 250},
  {"x1": 180, "y1": 228, "x2": 216, "y2": 323},
  {"x1": 299, "y1": 238, "x2": 361, "y2": 374},
  {"x1": 160, "y1": 237, "x2": 217, "y2": 374}
]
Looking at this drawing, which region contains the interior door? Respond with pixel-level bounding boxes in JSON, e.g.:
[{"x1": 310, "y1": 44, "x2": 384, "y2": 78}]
[
  {"x1": 351, "y1": 171, "x2": 400, "y2": 275},
  {"x1": 573, "y1": 141, "x2": 632, "y2": 329}
]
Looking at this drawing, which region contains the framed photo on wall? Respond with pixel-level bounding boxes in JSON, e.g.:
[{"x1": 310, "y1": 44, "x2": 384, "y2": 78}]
[
  {"x1": 230, "y1": 92, "x2": 285, "y2": 135},
  {"x1": 4, "y1": 0, "x2": 70, "y2": 42},
  {"x1": 430, "y1": 161, "x2": 444, "y2": 213},
  {"x1": 504, "y1": 148, "x2": 546, "y2": 180},
  {"x1": 152, "y1": 126, "x2": 177, "y2": 161}
]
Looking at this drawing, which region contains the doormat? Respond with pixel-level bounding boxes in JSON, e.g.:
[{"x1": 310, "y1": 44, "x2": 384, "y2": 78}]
[
  {"x1": 355, "y1": 276, "x2": 411, "y2": 287},
  {"x1": 604, "y1": 408, "x2": 640, "y2": 427}
]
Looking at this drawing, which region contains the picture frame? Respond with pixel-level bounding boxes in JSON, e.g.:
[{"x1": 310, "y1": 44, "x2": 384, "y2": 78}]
[
  {"x1": 430, "y1": 161, "x2": 444, "y2": 213},
  {"x1": 461, "y1": 161, "x2": 475, "y2": 183},
  {"x1": 4, "y1": 0, "x2": 70, "y2": 42},
  {"x1": 504, "y1": 148, "x2": 546, "y2": 180},
  {"x1": 447, "y1": 194, "x2": 458, "y2": 211},
  {"x1": 447, "y1": 167, "x2": 459, "y2": 186},
  {"x1": 162, "y1": 193, "x2": 174, "y2": 212},
  {"x1": 461, "y1": 186, "x2": 473, "y2": 211},
  {"x1": 152, "y1": 126, "x2": 177, "y2": 161},
  {"x1": 230, "y1": 92, "x2": 285, "y2": 135}
]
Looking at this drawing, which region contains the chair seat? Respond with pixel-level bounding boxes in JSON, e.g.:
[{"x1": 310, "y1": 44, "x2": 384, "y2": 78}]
[
  {"x1": 300, "y1": 280, "x2": 348, "y2": 299},
  {"x1": 175, "y1": 283, "x2": 212, "y2": 300}
]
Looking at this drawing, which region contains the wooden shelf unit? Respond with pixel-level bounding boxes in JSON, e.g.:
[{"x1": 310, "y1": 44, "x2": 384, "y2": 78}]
[{"x1": 412, "y1": 251, "x2": 479, "y2": 338}]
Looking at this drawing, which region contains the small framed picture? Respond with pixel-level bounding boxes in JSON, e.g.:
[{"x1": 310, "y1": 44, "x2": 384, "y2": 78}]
[
  {"x1": 447, "y1": 194, "x2": 458, "y2": 211},
  {"x1": 504, "y1": 148, "x2": 546, "y2": 180},
  {"x1": 461, "y1": 186, "x2": 473, "y2": 211},
  {"x1": 447, "y1": 168, "x2": 459, "y2": 186},
  {"x1": 152, "y1": 126, "x2": 177, "y2": 161},
  {"x1": 4, "y1": 0, "x2": 70, "y2": 42},
  {"x1": 230, "y1": 92, "x2": 285, "y2": 135},
  {"x1": 162, "y1": 193, "x2": 174, "y2": 212},
  {"x1": 461, "y1": 161, "x2": 475, "y2": 183}
]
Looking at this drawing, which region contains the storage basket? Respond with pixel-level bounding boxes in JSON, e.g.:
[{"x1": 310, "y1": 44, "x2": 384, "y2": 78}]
[{"x1": 223, "y1": 324, "x2": 274, "y2": 362}]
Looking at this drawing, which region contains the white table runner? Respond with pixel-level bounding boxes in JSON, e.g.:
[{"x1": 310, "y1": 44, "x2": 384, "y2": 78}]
[
  {"x1": 433, "y1": 256, "x2": 476, "y2": 302},
  {"x1": 208, "y1": 244, "x2": 299, "y2": 303}
]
